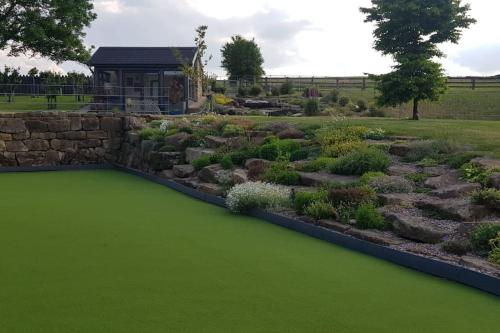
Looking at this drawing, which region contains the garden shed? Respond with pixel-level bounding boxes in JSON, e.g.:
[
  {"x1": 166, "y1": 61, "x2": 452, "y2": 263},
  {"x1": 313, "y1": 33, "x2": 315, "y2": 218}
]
[{"x1": 88, "y1": 47, "x2": 203, "y2": 114}]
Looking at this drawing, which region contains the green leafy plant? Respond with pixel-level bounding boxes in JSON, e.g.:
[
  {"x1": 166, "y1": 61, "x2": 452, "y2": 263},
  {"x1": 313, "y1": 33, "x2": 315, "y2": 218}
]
[
  {"x1": 304, "y1": 98, "x2": 320, "y2": 116},
  {"x1": 220, "y1": 155, "x2": 234, "y2": 170},
  {"x1": 249, "y1": 85, "x2": 262, "y2": 97},
  {"x1": 471, "y1": 189, "x2": 500, "y2": 211},
  {"x1": 404, "y1": 140, "x2": 461, "y2": 162},
  {"x1": 360, "y1": 172, "x2": 386, "y2": 185},
  {"x1": 461, "y1": 163, "x2": 498, "y2": 186},
  {"x1": 368, "y1": 176, "x2": 415, "y2": 194},
  {"x1": 304, "y1": 201, "x2": 337, "y2": 220},
  {"x1": 446, "y1": 152, "x2": 481, "y2": 169},
  {"x1": 294, "y1": 190, "x2": 328, "y2": 215},
  {"x1": 356, "y1": 100, "x2": 368, "y2": 112},
  {"x1": 337, "y1": 203, "x2": 356, "y2": 224},
  {"x1": 296, "y1": 157, "x2": 336, "y2": 172},
  {"x1": 470, "y1": 224, "x2": 500, "y2": 254},
  {"x1": 139, "y1": 128, "x2": 165, "y2": 141},
  {"x1": 280, "y1": 80, "x2": 294, "y2": 95},
  {"x1": 192, "y1": 155, "x2": 220, "y2": 171},
  {"x1": 222, "y1": 124, "x2": 245, "y2": 137},
  {"x1": 417, "y1": 158, "x2": 439, "y2": 167},
  {"x1": 338, "y1": 96, "x2": 350, "y2": 107},
  {"x1": 489, "y1": 233, "x2": 500, "y2": 265},
  {"x1": 330, "y1": 148, "x2": 390, "y2": 175},
  {"x1": 406, "y1": 172, "x2": 430, "y2": 184},
  {"x1": 363, "y1": 128, "x2": 387, "y2": 140},
  {"x1": 263, "y1": 161, "x2": 301, "y2": 185},
  {"x1": 355, "y1": 202, "x2": 386, "y2": 230}
]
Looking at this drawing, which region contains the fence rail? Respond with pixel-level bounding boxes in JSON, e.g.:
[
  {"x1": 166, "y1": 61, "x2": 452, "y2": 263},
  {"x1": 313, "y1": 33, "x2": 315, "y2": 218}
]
[{"x1": 216, "y1": 76, "x2": 500, "y2": 91}]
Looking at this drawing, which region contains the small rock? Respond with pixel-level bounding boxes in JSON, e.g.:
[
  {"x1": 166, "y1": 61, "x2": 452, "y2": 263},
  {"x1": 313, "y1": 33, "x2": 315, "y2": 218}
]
[
  {"x1": 173, "y1": 164, "x2": 195, "y2": 178},
  {"x1": 245, "y1": 158, "x2": 271, "y2": 180},
  {"x1": 459, "y1": 256, "x2": 500, "y2": 274},
  {"x1": 378, "y1": 193, "x2": 416, "y2": 208},
  {"x1": 185, "y1": 147, "x2": 215, "y2": 163},
  {"x1": 389, "y1": 143, "x2": 410, "y2": 157},
  {"x1": 205, "y1": 136, "x2": 228, "y2": 148},
  {"x1": 317, "y1": 220, "x2": 351, "y2": 233},
  {"x1": 416, "y1": 198, "x2": 487, "y2": 222},
  {"x1": 423, "y1": 165, "x2": 452, "y2": 177}
]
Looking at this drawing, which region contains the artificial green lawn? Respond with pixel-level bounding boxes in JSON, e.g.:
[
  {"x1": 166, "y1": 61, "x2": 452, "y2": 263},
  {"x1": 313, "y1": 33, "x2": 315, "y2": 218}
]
[{"x1": 0, "y1": 170, "x2": 498, "y2": 332}]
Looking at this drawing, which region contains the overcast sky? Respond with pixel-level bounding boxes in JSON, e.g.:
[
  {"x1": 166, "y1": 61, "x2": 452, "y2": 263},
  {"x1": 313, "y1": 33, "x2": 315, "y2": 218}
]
[{"x1": 2, "y1": 0, "x2": 500, "y2": 77}]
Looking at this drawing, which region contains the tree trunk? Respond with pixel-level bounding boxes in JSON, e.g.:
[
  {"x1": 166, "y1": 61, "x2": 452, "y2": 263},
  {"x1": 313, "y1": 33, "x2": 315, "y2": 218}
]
[{"x1": 412, "y1": 98, "x2": 419, "y2": 120}]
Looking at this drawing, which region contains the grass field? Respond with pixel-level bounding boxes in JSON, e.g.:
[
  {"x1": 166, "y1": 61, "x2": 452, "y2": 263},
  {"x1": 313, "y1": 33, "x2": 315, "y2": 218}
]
[
  {"x1": 0, "y1": 95, "x2": 90, "y2": 112},
  {"x1": 0, "y1": 170, "x2": 498, "y2": 333},
  {"x1": 246, "y1": 116, "x2": 500, "y2": 157}
]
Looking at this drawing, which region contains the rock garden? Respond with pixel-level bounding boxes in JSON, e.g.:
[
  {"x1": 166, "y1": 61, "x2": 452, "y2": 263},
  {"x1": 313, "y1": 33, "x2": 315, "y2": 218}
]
[{"x1": 126, "y1": 115, "x2": 500, "y2": 277}]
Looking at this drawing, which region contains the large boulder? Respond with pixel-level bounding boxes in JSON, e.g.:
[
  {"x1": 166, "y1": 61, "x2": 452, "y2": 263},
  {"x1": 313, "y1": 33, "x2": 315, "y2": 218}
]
[
  {"x1": 424, "y1": 170, "x2": 461, "y2": 189},
  {"x1": 148, "y1": 152, "x2": 180, "y2": 171},
  {"x1": 430, "y1": 183, "x2": 481, "y2": 199},
  {"x1": 298, "y1": 172, "x2": 359, "y2": 187},
  {"x1": 490, "y1": 173, "x2": 500, "y2": 189},
  {"x1": 205, "y1": 136, "x2": 228, "y2": 148},
  {"x1": 164, "y1": 132, "x2": 193, "y2": 151},
  {"x1": 277, "y1": 128, "x2": 305, "y2": 140},
  {"x1": 416, "y1": 198, "x2": 487, "y2": 221},
  {"x1": 198, "y1": 164, "x2": 224, "y2": 183},
  {"x1": 471, "y1": 157, "x2": 500, "y2": 169},
  {"x1": 173, "y1": 164, "x2": 196, "y2": 178},
  {"x1": 185, "y1": 147, "x2": 215, "y2": 163},
  {"x1": 232, "y1": 168, "x2": 248, "y2": 184},
  {"x1": 245, "y1": 158, "x2": 271, "y2": 180},
  {"x1": 381, "y1": 209, "x2": 450, "y2": 244}
]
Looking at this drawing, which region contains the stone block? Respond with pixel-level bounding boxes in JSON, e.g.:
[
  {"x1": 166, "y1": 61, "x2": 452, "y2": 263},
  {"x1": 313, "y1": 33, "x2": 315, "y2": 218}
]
[{"x1": 0, "y1": 118, "x2": 26, "y2": 133}]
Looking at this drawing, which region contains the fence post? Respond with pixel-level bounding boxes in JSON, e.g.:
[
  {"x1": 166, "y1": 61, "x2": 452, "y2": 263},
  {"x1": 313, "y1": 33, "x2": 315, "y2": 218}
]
[
  {"x1": 471, "y1": 78, "x2": 476, "y2": 90},
  {"x1": 336, "y1": 78, "x2": 340, "y2": 89},
  {"x1": 362, "y1": 78, "x2": 366, "y2": 90}
]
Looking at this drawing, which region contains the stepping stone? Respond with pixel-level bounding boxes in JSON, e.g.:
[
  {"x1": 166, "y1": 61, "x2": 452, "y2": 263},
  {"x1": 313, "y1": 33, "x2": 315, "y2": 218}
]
[
  {"x1": 388, "y1": 163, "x2": 420, "y2": 176},
  {"x1": 380, "y1": 209, "x2": 450, "y2": 244},
  {"x1": 298, "y1": 172, "x2": 359, "y2": 187},
  {"x1": 430, "y1": 183, "x2": 481, "y2": 199},
  {"x1": 416, "y1": 197, "x2": 487, "y2": 221},
  {"x1": 424, "y1": 170, "x2": 461, "y2": 189}
]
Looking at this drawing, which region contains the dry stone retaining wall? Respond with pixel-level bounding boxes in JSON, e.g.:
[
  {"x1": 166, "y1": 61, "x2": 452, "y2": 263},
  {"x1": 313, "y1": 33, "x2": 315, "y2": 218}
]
[{"x1": 0, "y1": 112, "x2": 147, "y2": 167}]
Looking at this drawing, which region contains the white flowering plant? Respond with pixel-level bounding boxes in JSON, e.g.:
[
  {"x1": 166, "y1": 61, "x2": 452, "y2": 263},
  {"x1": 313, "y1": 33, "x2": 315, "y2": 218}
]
[
  {"x1": 226, "y1": 182, "x2": 292, "y2": 213},
  {"x1": 159, "y1": 120, "x2": 172, "y2": 132}
]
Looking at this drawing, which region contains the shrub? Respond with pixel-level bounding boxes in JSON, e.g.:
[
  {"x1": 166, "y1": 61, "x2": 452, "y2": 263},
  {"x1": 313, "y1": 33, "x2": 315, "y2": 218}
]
[
  {"x1": 249, "y1": 85, "x2": 262, "y2": 97},
  {"x1": 259, "y1": 139, "x2": 301, "y2": 161},
  {"x1": 355, "y1": 202, "x2": 386, "y2": 230},
  {"x1": 290, "y1": 148, "x2": 310, "y2": 162},
  {"x1": 271, "y1": 86, "x2": 280, "y2": 96},
  {"x1": 360, "y1": 172, "x2": 386, "y2": 185},
  {"x1": 222, "y1": 124, "x2": 245, "y2": 137},
  {"x1": 328, "y1": 186, "x2": 377, "y2": 208},
  {"x1": 304, "y1": 201, "x2": 337, "y2": 220},
  {"x1": 331, "y1": 89, "x2": 340, "y2": 103},
  {"x1": 192, "y1": 156, "x2": 213, "y2": 171},
  {"x1": 214, "y1": 94, "x2": 233, "y2": 106},
  {"x1": 296, "y1": 157, "x2": 336, "y2": 172},
  {"x1": 470, "y1": 224, "x2": 500, "y2": 254},
  {"x1": 139, "y1": 128, "x2": 165, "y2": 141},
  {"x1": 226, "y1": 182, "x2": 291, "y2": 213},
  {"x1": 406, "y1": 172, "x2": 430, "y2": 184},
  {"x1": 220, "y1": 155, "x2": 234, "y2": 170},
  {"x1": 330, "y1": 148, "x2": 390, "y2": 175},
  {"x1": 446, "y1": 152, "x2": 481, "y2": 169},
  {"x1": 279, "y1": 81, "x2": 294, "y2": 95},
  {"x1": 363, "y1": 128, "x2": 387, "y2": 140},
  {"x1": 337, "y1": 203, "x2": 355, "y2": 224},
  {"x1": 294, "y1": 190, "x2": 329, "y2": 215},
  {"x1": 368, "y1": 176, "x2": 415, "y2": 194},
  {"x1": 441, "y1": 240, "x2": 471, "y2": 256},
  {"x1": 225, "y1": 148, "x2": 258, "y2": 166},
  {"x1": 356, "y1": 100, "x2": 368, "y2": 112},
  {"x1": 489, "y1": 233, "x2": 500, "y2": 265},
  {"x1": 338, "y1": 96, "x2": 350, "y2": 107},
  {"x1": 404, "y1": 140, "x2": 461, "y2": 162},
  {"x1": 317, "y1": 125, "x2": 369, "y2": 158},
  {"x1": 237, "y1": 87, "x2": 248, "y2": 97},
  {"x1": 460, "y1": 163, "x2": 498, "y2": 186},
  {"x1": 263, "y1": 161, "x2": 301, "y2": 185},
  {"x1": 304, "y1": 98, "x2": 320, "y2": 116},
  {"x1": 471, "y1": 189, "x2": 500, "y2": 211}
]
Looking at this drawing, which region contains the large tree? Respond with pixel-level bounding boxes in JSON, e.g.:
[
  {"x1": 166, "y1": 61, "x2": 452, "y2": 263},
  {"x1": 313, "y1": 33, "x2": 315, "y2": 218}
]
[
  {"x1": 361, "y1": 0, "x2": 475, "y2": 120},
  {"x1": 0, "y1": 0, "x2": 97, "y2": 63},
  {"x1": 221, "y1": 35, "x2": 264, "y2": 80}
]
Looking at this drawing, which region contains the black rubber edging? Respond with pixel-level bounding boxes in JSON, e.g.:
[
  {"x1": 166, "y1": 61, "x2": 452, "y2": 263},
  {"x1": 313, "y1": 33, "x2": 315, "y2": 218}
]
[
  {"x1": 1, "y1": 164, "x2": 499, "y2": 297},
  {"x1": 0, "y1": 164, "x2": 114, "y2": 173}
]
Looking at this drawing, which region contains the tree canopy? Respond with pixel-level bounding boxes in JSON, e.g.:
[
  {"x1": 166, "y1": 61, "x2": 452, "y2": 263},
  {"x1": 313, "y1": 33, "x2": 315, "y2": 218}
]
[
  {"x1": 0, "y1": 0, "x2": 97, "y2": 63},
  {"x1": 361, "y1": 0, "x2": 475, "y2": 119},
  {"x1": 221, "y1": 35, "x2": 264, "y2": 80}
]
